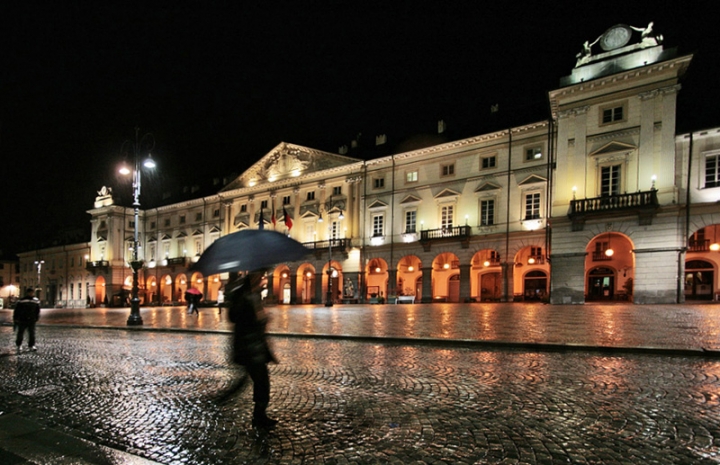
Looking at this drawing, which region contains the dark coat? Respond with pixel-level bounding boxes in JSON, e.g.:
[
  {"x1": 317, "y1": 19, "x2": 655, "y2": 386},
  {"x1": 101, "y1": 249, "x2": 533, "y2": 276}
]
[
  {"x1": 14, "y1": 296, "x2": 40, "y2": 324},
  {"x1": 228, "y1": 290, "x2": 275, "y2": 366}
]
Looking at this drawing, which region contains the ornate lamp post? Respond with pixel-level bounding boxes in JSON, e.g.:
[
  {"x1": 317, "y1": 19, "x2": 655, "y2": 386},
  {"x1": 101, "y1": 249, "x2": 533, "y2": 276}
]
[
  {"x1": 119, "y1": 127, "x2": 156, "y2": 326},
  {"x1": 34, "y1": 259, "x2": 44, "y2": 301}
]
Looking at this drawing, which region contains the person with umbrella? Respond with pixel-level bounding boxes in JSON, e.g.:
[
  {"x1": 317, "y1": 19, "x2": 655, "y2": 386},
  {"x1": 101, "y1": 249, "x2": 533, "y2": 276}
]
[
  {"x1": 224, "y1": 270, "x2": 278, "y2": 429},
  {"x1": 184, "y1": 288, "x2": 202, "y2": 315}
]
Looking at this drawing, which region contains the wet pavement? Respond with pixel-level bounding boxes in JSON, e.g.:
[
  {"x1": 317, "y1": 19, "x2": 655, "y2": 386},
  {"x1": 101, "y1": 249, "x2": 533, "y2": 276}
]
[
  {"x1": 13, "y1": 301, "x2": 720, "y2": 353},
  {"x1": 1, "y1": 302, "x2": 720, "y2": 464}
]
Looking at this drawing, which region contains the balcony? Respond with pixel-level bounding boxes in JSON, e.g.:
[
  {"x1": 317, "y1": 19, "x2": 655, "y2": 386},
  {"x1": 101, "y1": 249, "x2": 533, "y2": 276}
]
[
  {"x1": 688, "y1": 239, "x2": 710, "y2": 252},
  {"x1": 303, "y1": 238, "x2": 350, "y2": 259},
  {"x1": 568, "y1": 189, "x2": 659, "y2": 230},
  {"x1": 166, "y1": 257, "x2": 188, "y2": 266},
  {"x1": 85, "y1": 260, "x2": 109, "y2": 274},
  {"x1": 419, "y1": 225, "x2": 472, "y2": 251},
  {"x1": 591, "y1": 251, "x2": 613, "y2": 261}
]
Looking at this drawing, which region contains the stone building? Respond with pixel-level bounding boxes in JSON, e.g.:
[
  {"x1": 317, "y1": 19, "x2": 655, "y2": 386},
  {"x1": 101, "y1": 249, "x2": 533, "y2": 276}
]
[{"x1": 17, "y1": 22, "x2": 720, "y2": 306}]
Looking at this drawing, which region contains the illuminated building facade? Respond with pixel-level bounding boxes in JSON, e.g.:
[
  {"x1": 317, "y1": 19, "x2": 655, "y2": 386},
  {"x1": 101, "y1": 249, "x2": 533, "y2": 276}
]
[{"x1": 17, "y1": 23, "x2": 720, "y2": 306}]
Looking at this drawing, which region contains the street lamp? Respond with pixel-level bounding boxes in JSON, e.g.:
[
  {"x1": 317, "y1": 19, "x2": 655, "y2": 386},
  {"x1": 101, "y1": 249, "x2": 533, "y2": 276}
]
[
  {"x1": 119, "y1": 127, "x2": 156, "y2": 326},
  {"x1": 34, "y1": 260, "x2": 44, "y2": 300},
  {"x1": 326, "y1": 227, "x2": 333, "y2": 307}
]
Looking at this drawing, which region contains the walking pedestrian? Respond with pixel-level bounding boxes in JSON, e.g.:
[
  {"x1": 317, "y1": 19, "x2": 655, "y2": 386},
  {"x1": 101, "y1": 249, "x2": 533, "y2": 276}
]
[
  {"x1": 13, "y1": 287, "x2": 40, "y2": 353},
  {"x1": 224, "y1": 270, "x2": 278, "y2": 429}
]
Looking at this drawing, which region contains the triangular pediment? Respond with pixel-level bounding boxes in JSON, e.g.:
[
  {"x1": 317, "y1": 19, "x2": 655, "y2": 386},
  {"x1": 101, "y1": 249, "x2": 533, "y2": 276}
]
[
  {"x1": 148, "y1": 236, "x2": 157, "y2": 242},
  {"x1": 176, "y1": 231, "x2": 187, "y2": 238},
  {"x1": 209, "y1": 226, "x2": 221, "y2": 233},
  {"x1": 475, "y1": 182, "x2": 501, "y2": 192},
  {"x1": 590, "y1": 141, "x2": 636, "y2": 157},
  {"x1": 434, "y1": 188, "x2": 461, "y2": 199},
  {"x1": 518, "y1": 175, "x2": 547, "y2": 186},
  {"x1": 192, "y1": 229, "x2": 203, "y2": 236},
  {"x1": 368, "y1": 200, "x2": 388, "y2": 210},
  {"x1": 161, "y1": 234, "x2": 171, "y2": 241},
  {"x1": 400, "y1": 195, "x2": 422, "y2": 204},
  {"x1": 221, "y1": 142, "x2": 363, "y2": 192}
]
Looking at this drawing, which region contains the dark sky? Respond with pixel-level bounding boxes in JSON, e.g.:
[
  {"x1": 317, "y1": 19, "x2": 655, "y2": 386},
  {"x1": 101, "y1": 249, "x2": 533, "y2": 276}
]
[{"x1": 3, "y1": 1, "x2": 719, "y2": 256}]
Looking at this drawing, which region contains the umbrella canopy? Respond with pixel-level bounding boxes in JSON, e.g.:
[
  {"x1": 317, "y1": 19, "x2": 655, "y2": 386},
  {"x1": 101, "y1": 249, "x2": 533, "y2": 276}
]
[
  {"x1": 185, "y1": 288, "x2": 202, "y2": 296},
  {"x1": 191, "y1": 230, "x2": 311, "y2": 276}
]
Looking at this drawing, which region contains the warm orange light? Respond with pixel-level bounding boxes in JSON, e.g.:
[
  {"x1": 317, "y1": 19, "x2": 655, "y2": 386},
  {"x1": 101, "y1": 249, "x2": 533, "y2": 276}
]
[
  {"x1": 483, "y1": 260, "x2": 490, "y2": 267},
  {"x1": 528, "y1": 257, "x2": 535, "y2": 264},
  {"x1": 711, "y1": 243, "x2": 720, "y2": 252},
  {"x1": 306, "y1": 271, "x2": 312, "y2": 278},
  {"x1": 605, "y1": 248, "x2": 614, "y2": 257},
  {"x1": 375, "y1": 267, "x2": 381, "y2": 273},
  {"x1": 282, "y1": 272, "x2": 288, "y2": 278},
  {"x1": 443, "y1": 263, "x2": 450, "y2": 269},
  {"x1": 408, "y1": 266, "x2": 414, "y2": 272}
]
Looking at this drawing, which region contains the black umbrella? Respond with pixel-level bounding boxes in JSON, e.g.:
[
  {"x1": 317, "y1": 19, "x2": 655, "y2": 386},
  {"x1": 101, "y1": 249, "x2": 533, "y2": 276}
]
[{"x1": 191, "y1": 230, "x2": 311, "y2": 275}]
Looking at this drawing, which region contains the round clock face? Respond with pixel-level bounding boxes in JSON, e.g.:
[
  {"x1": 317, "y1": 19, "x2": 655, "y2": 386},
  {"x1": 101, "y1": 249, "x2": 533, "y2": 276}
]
[{"x1": 600, "y1": 24, "x2": 632, "y2": 51}]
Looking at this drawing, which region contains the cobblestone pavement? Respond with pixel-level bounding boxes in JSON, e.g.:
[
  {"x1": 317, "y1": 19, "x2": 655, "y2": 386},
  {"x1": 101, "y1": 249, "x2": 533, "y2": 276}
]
[
  {"x1": 2, "y1": 326, "x2": 720, "y2": 464},
  {"x1": 5, "y1": 301, "x2": 720, "y2": 352}
]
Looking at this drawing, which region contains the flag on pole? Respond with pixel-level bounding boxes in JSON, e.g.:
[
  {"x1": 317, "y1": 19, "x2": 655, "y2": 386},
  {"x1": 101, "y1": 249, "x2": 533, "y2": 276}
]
[
  {"x1": 271, "y1": 199, "x2": 276, "y2": 227},
  {"x1": 258, "y1": 208, "x2": 264, "y2": 230},
  {"x1": 283, "y1": 207, "x2": 293, "y2": 230}
]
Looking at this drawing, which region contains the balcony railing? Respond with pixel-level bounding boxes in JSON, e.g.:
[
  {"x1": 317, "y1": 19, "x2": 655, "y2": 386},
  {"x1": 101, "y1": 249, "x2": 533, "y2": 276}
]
[
  {"x1": 591, "y1": 251, "x2": 613, "y2": 261},
  {"x1": 303, "y1": 238, "x2": 349, "y2": 251},
  {"x1": 420, "y1": 225, "x2": 472, "y2": 241},
  {"x1": 688, "y1": 239, "x2": 710, "y2": 252},
  {"x1": 568, "y1": 189, "x2": 659, "y2": 229},
  {"x1": 166, "y1": 257, "x2": 187, "y2": 266}
]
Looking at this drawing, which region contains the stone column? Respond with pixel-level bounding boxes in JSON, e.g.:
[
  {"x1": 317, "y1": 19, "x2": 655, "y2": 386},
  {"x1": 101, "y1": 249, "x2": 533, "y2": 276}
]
[
  {"x1": 265, "y1": 272, "x2": 275, "y2": 305},
  {"x1": 421, "y1": 266, "x2": 433, "y2": 303},
  {"x1": 314, "y1": 272, "x2": 324, "y2": 304},
  {"x1": 549, "y1": 252, "x2": 587, "y2": 304},
  {"x1": 290, "y1": 272, "x2": 298, "y2": 304},
  {"x1": 459, "y1": 264, "x2": 471, "y2": 302},
  {"x1": 388, "y1": 269, "x2": 397, "y2": 295}
]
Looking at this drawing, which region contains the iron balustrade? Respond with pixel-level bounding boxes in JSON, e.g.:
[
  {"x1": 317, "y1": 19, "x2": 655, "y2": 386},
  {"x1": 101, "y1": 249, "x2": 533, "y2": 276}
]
[
  {"x1": 688, "y1": 239, "x2": 710, "y2": 252},
  {"x1": 569, "y1": 189, "x2": 658, "y2": 216},
  {"x1": 85, "y1": 260, "x2": 109, "y2": 271},
  {"x1": 591, "y1": 251, "x2": 613, "y2": 261},
  {"x1": 303, "y1": 238, "x2": 349, "y2": 251},
  {"x1": 420, "y1": 225, "x2": 472, "y2": 241}
]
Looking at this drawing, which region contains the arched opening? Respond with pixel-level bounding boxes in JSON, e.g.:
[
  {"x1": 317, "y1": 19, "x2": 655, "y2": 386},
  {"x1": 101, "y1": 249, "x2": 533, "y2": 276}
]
[
  {"x1": 585, "y1": 232, "x2": 634, "y2": 301},
  {"x1": 523, "y1": 270, "x2": 548, "y2": 301},
  {"x1": 366, "y1": 258, "x2": 388, "y2": 301},
  {"x1": 95, "y1": 276, "x2": 106, "y2": 306},
  {"x1": 176, "y1": 274, "x2": 188, "y2": 302},
  {"x1": 472, "y1": 249, "x2": 501, "y2": 301},
  {"x1": 432, "y1": 252, "x2": 460, "y2": 302},
  {"x1": 396, "y1": 255, "x2": 422, "y2": 300},
  {"x1": 206, "y1": 274, "x2": 221, "y2": 302},
  {"x1": 160, "y1": 274, "x2": 173, "y2": 304},
  {"x1": 146, "y1": 276, "x2": 158, "y2": 305},
  {"x1": 323, "y1": 260, "x2": 343, "y2": 304},
  {"x1": 274, "y1": 265, "x2": 292, "y2": 304},
  {"x1": 684, "y1": 260, "x2": 714, "y2": 300},
  {"x1": 296, "y1": 264, "x2": 316, "y2": 304}
]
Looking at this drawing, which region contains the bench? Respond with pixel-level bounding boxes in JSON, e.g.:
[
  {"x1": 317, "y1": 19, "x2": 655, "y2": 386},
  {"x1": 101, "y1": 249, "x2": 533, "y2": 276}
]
[{"x1": 396, "y1": 295, "x2": 415, "y2": 304}]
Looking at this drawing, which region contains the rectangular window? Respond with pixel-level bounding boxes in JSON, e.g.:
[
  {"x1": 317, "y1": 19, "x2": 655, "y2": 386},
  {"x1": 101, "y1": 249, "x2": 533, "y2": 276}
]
[
  {"x1": 282, "y1": 195, "x2": 291, "y2": 205},
  {"x1": 601, "y1": 165, "x2": 621, "y2": 196},
  {"x1": 213, "y1": 209, "x2": 220, "y2": 218},
  {"x1": 525, "y1": 147, "x2": 543, "y2": 161},
  {"x1": 129, "y1": 221, "x2": 135, "y2": 229},
  {"x1": 441, "y1": 164, "x2": 455, "y2": 177},
  {"x1": 178, "y1": 239, "x2": 186, "y2": 256},
  {"x1": 602, "y1": 106, "x2": 624, "y2": 123},
  {"x1": 481, "y1": 156, "x2": 496, "y2": 169},
  {"x1": 373, "y1": 178, "x2": 385, "y2": 189},
  {"x1": 406, "y1": 171, "x2": 418, "y2": 183},
  {"x1": 195, "y1": 212, "x2": 202, "y2": 221},
  {"x1": 525, "y1": 193, "x2": 541, "y2": 220},
  {"x1": 372, "y1": 214, "x2": 384, "y2": 237},
  {"x1": 70, "y1": 257, "x2": 75, "y2": 267},
  {"x1": 306, "y1": 191, "x2": 316, "y2": 201},
  {"x1": 705, "y1": 154, "x2": 720, "y2": 188},
  {"x1": 405, "y1": 210, "x2": 416, "y2": 233},
  {"x1": 179, "y1": 215, "x2": 186, "y2": 224},
  {"x1": 150, "y1": 221, "x2": 156, "y2": 229},
  {"x1": 163, "y1": 243, "x2": 170, "y2": 257},
  {"x1": 332, "y1": 186, "x2": 342, "y2": 196},
  {"x1": 240, "y1": 204, "x2": 247, "y2": 213},
  {"x1": 70, "y1": 283, "x2": 74, "y2": 300},
  {"x1": 150, "y1": 244, "x2": 156, "y2": 261},
  {"x1": 330, "y1": 221, "x2": 339, "y2": 240},
  {"x1": 480, "y1": 199, "x2": 495, "y2": 226},
  {"x1": 260, "y1": 200, "x2": 268, "y2": 209},
  {"x1": 441, "y1": 205, "x2": 454, "y2": 229},
  {"x1": 78, "y1": 283, "x2": 82, "y2": 300},
  {"x1": 164, "y1": 218, "x2": 171, "y2": 227},
  {"x1": 195, "y1": 239, "x2": 202, "y2": 255}
]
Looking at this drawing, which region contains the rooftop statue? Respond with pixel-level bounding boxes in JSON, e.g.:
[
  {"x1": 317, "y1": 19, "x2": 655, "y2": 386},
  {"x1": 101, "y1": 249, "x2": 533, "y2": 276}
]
[{"x1": 575, "y1": 22, "x2": 663, "y2": 68}]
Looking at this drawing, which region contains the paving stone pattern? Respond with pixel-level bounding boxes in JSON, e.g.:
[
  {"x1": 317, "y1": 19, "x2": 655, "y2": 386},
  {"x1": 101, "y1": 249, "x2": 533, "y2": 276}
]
[{"x1": 1, "y1": 326, "x2": 720, "y2": 464}]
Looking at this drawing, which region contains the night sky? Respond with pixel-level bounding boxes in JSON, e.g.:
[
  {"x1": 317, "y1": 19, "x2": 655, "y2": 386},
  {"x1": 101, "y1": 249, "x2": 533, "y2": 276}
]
[{"x1": 3, "y1": 1, "x2": 719, "y2": 257}]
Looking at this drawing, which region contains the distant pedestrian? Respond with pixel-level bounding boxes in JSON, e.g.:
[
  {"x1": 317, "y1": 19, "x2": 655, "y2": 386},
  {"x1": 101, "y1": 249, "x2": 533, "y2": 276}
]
[
  {"x1": 222, "y1": 270, "x2": 278, "y2": 429},
  {"x1": 185, "y1": 289, "x2": 202, "y2": 315},
  {"x1": 13, "y1": 287, "x2": 40, "y2": 353}
]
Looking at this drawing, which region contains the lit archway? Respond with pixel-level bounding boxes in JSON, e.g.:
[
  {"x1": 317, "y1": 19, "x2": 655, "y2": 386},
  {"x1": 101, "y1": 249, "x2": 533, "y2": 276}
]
[
  {"x1": 160, "y1": 274, "x2": 173, "y2": 304},
  {"x1": 585, "y1": 232, "x2": 634, "y2": 301},
  {"x1": 146, "y1": 276, "x2": 158, "y2": 305},
  {"x1": 95, "y1": 276, "x2": 106, "y2": 306},
  {"x1": 323, "y1": 260, "x2": 343, "y2": 304},
  {"x1": 471, "y1": 249, "x2": 501, "y2": 302},
  {"x1": 686, "y1": 225, "x2": 720, "y2": 301},
  {"x1": 396, "y1": 255, "x2": 422, "y2": 300},
  {"x1": 365, "y1": 258, "x2": 388, "y2": 300},
  {"x1": 273, "y1": 265, "x2": 292, "y2": 304},
  {"x1": 684, "y1": 260, "x2": 714, "y2": 300},
  {"x1": 296, "y1": 264, "x2": 316, "y2": 304},
  {"x1": 432, "y1": 252, "x2": 460, "y2": 302}
]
